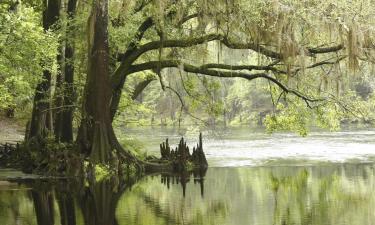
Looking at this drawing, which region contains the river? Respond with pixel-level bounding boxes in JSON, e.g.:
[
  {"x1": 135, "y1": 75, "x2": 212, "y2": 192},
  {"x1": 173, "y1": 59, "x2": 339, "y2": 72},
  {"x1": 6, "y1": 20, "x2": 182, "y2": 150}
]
[{"x1": 1, "y1": 127, "x2": 375, "y2": 225}]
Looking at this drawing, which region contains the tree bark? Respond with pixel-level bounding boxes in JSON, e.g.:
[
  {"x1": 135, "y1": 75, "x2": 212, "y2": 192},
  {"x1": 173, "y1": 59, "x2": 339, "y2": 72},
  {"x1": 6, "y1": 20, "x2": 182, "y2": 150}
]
[
  {"x1": 54, "y1": 0, "x2": 77, "y2": 143},
  {"x1": 77, "y1": 0, "x2": 125, "y2": 164},
  {"x1": 54, "y1": 6, "x2": 66, "y2": 142},
  {"x1": 28, "y1": 0, "x2": 60, "y2": 140}
]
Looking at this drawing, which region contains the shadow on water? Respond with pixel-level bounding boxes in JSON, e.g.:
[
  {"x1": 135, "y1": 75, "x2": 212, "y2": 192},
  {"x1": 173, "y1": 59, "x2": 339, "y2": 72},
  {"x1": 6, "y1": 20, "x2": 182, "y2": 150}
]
[{"x1": 2, "y1": 164, "x2": 375, "y2": 225}]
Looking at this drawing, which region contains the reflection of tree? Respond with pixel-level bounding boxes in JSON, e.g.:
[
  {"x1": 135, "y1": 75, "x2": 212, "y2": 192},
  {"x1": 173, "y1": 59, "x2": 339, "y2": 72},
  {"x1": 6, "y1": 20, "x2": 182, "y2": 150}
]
[
  {"x1": 56, "y1": 193, "x2": 76, "y2": 225},
  {"x1": 29, "y1": 179, "x2": 82, "y2": 225},
  {"x1": 160, "y1": 168, "x2": 207, "y2": 197},
  {"x1": 269, "y1": 170, "x2": 316, "y2": 225},
  {"x1": 140, "y1": 193, "x2": 182, "y2": 225},
  {"x1": 78, "y1": 176, "x2": 137, "y2": 225},
  {"x1": 4, "y1": 165, "x2": 374, "y2": 225},
  {"x1": 31, "y1": 181, "x2": 55, "y2": 225},
  {"x1": 55, "y1": 181, "x2": 78, "y2": 225},
  {"x1": 138, "y1": 189, "x2": 227, "y2": 225},
  {"x1": 26, "y1": 176, "x2": 137, "y2": 225},
  {"x1": 135, "y1": 169, "x2": 227, "y2": 225},
  {"x1": 0, "y1": 184, "x2": 35, "y2": 225},
  {"x1": 267, "y1": 166, "x2": 375, "y2": 225}
]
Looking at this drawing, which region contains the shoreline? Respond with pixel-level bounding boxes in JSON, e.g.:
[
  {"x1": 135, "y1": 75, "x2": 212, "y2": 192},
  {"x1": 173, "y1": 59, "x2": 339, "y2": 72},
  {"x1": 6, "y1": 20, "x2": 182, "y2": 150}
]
[{"x1": 0, "y1": 119, "x2": 24, "y2": 144}]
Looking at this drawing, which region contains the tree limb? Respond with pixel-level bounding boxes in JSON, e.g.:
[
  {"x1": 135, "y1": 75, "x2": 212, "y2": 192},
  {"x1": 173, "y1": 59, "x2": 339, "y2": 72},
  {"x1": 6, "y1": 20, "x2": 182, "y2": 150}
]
[
  {"x1": 125, "y1": 34, "x2": 345, "y2": 67},
  {"x1": 199, "y1": 63, "x2": 286, "y2": 74},
  {"x1": 129, "y1": 60, "x2": 324, "y2": 103},
  {"x1": 222, "y1": 37, "x2": 282, "y2": 59},
  {"x1": 178, "y1": 13, "x2": 199, "y2": 26},
  {"x1": 133, "y1": 0, "x2": 152, "y2": 14},
  {"x1": 117, "y1": 17, "x2": 154, "y2": 62},
  {"x1": 307, "y1": 44, "x2": 344, "y2": 55},
  {"x1": 131, "y1": 77, "x2": 156, "y2": 100}
]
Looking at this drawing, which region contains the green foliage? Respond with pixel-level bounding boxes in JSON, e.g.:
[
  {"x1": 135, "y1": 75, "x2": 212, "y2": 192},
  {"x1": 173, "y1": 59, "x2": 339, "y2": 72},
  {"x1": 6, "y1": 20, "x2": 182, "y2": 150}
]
[
  {"x1": 2, "y1": 0, "x2": 375, "y2": 142},
  {"x1": 118, "y1": 136, "x2": 148, "y2": 159},
  {"x1": 264, "y1": 102, "x2": 310, "y2": 136},
  {"x1": 0, "y1": 2, "x2": 58, "y2": 111},
  {"x1": 94, "y1": 164, "x2": 111, "y2": 181},
  {"x1": 0, "y1": 85, "x2": 12, "y2": 109}
]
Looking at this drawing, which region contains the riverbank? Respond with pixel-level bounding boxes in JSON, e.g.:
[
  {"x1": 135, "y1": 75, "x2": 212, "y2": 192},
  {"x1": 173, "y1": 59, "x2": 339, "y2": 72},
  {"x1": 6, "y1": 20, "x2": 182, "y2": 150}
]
[{"x1": 0, "y1": 118, "x2": 24, "y2": 144}]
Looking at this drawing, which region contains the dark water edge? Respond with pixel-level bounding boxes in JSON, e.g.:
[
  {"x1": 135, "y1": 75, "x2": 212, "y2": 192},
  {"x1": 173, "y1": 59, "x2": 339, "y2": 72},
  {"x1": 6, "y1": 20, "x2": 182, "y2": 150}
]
[{"x1": 1, "y1": 164, "x2": 375, "y2": 225}]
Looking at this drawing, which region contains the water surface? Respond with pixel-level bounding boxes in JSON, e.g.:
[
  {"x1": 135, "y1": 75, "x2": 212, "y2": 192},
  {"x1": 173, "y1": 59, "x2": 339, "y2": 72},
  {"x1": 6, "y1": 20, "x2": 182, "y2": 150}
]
[
  {"x1": 1, "y1": 165, "x2": 375, "y2": 225},
  {"x1": 125, "y1": 126, "x2": 375, "y2": 166},
  {"x1": 2, "y1": 127, "x2": 375, "y2": 225}
]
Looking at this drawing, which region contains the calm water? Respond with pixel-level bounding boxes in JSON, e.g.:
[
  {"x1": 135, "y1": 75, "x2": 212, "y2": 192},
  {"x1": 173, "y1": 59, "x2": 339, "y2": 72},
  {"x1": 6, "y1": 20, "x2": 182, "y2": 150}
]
[
  {"x1": 2, "y1": 127, "x2": 375, "y2": 225},
  {"x1": 125, "y1": 126, "x2": 375, "y2": 166}
]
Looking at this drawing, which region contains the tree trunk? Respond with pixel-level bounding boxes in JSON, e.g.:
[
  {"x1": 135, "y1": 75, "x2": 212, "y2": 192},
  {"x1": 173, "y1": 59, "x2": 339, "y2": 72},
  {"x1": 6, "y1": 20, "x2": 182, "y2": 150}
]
[
  {"x1": 54, "y1": 10, "x2": 66, "y2": 142},
  {"x1": 28, "y1": 0, "x2": 60, "y2": 140},
  {"x1": 109, "y1": 84, "x2": 125, "y2": 121},
  {"x1": 77, "y1": 0, "x2": 121, "y2": 164},
  {"x1": 54, "y1": 0, "x2": 77, "y2": 143}
]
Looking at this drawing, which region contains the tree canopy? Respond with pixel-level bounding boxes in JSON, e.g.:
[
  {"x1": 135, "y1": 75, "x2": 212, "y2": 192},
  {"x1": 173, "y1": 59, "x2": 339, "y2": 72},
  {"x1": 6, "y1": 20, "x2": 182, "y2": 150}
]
[{"x1": 1, "y1": 0, "x2": 375, "y2": 164}]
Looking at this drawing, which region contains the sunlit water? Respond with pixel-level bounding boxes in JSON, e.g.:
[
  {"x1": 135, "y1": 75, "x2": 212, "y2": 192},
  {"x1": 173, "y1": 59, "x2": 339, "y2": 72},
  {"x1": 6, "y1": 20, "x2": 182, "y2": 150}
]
[
  {"x1": 2, "y1": 127, "x2": 375, "y2": 225},
  {"x1": 125, "y1": 126, "x2": 375, "y2": 166}
]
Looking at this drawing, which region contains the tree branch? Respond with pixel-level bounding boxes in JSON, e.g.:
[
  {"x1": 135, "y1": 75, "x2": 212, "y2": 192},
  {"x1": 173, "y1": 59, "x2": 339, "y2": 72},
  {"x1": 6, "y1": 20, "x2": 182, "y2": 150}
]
[
  {"x1": 222, "y1": 37, "x2": 282, "y2": 59},
  {"x1": 126, "y1": 34, "x2": 345, "y2": 67},
  {"x1": 131, "y1": 76, "x2": 156, "y2": 100},
  {"x1": 178, "y1": 13, "x2": 199, "y2": 26},
  {"x1": 292, "y1": 55, "x2": 347, "y2": 75},
  {"x1": 112, "y1": 13, "x2": 201, "y2": 88},
  {"x1": 199, "y1": 63, "x2": 286, "y2": 74},
  {"x1": 117, "y1": 17, "x2": 154, "y2": 62},
  {"x1": 127, "y1": 34, "x2": 223, "y2": 64},
  {"x1": 129, "y1": 60, "x2": 324, "y2": 103},
  {"x1": 307, "y1": 44, "x2": 344, "y2": 55},
  {"x1": 111, "y1": 36, "x2": 342, "y2": 116},
  {"x1": 133, "y1": 0, "x2": 152, "y2": 14}
]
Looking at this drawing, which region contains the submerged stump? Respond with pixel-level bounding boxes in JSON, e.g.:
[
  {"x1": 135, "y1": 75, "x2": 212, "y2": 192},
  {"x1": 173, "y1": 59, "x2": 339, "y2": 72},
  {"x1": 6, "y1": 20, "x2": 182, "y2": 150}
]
[{"x1": 146, "y1": 133, "x2": 208, "y2": 173}]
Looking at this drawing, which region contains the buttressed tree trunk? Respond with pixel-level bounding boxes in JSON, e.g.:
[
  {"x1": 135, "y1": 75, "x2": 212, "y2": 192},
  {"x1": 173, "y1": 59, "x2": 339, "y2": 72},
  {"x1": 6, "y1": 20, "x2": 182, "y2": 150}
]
[
  {"x1": 77, "y1": 0, "x2": 116, "y2": 164},
  {"x1": 28, "y1": 0, "x2": 60, "y2": 141}
]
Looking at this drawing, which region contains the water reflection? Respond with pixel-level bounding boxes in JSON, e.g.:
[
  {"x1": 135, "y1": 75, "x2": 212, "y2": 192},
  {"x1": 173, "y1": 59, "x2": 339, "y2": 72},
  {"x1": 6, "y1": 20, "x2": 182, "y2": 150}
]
[
  {"x1": 160, "y1": 168, "x2": 206, "y2": 197},
  {"x1": 32, "y1": 184, "x2": 55, "y2": 225},
  {"x1": 1, "y1": 165, "x2": 375, "y2": 225}
]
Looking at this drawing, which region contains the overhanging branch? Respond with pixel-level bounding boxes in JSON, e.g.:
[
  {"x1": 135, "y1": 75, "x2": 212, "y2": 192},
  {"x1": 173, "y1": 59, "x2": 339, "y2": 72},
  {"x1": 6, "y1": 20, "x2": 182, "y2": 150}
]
[
  {"x1": 129, "y1": 60, "x2": 324, "y2": 103},
  {"x1": 222, "y1": 37, "x2": 282, "y2": 59},
  {"x1": 127, "y1": 34, "x2": 345, "y2": 66},
  {"x1": 199, "y1": 63, "x2": 286, "y2": 74},
  {"x1": 307, "y1": 44, "x2": 344, "y2": 55}
]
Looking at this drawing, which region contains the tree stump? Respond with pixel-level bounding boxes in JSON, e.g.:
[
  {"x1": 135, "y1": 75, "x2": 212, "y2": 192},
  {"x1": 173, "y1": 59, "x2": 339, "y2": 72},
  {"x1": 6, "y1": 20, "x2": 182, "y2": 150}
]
[{"x1": 158, "y1": 132, "x2": 208, "y2": 172}]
